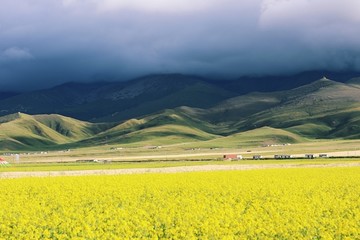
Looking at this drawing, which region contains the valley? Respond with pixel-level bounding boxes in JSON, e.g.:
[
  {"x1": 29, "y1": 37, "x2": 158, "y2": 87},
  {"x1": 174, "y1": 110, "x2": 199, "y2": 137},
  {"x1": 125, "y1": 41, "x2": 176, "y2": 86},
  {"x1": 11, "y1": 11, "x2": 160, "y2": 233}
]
[{"x1": 1, "y1": 73, "x2": 360, "y2": 166}]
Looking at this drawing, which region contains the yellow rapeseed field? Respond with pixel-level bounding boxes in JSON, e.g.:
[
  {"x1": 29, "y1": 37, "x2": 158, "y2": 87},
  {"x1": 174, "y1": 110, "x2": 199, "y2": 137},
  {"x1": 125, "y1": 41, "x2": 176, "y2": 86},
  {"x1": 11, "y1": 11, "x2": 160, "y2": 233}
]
[{"x1": 0, "y1": 167, "x2": 359, "y2": 239}]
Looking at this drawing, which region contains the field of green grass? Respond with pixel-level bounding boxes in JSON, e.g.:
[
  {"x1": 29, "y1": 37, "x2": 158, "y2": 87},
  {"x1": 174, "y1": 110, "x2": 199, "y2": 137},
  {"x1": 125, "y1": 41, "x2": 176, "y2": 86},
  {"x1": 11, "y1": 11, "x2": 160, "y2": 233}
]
[
  {"x1": 1, "y1": 158, "x2": 359, "y2": 173},
  {"x1": 1, "y1": 136, "x2": 360, "y2": 166}
]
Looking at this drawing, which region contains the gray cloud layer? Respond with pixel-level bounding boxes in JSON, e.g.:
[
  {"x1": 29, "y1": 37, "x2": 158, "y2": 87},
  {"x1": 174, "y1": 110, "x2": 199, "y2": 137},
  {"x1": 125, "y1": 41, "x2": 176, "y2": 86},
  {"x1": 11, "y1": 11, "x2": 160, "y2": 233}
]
[{"x1": 1, "y1": 0, "x2": 360, "y2": 90}]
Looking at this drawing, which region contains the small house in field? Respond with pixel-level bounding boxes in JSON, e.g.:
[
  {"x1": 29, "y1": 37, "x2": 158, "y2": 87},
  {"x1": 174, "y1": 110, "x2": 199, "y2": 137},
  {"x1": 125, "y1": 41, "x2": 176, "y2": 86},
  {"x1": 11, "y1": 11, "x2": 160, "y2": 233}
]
[
  {"x1": 223, "y1": 154, "x2": 243, "y2": 160},
  {"x1": 319, "y1": 154, "x2": 328, "y2": 158},
  {"x1": 305, "y1": 154, "x2": 314, "y2": 159},
  {"x1": 253, "y1": 155, "x2": 262, "y2": 160},
  {"x1": 0, "y1": 157, "x2": 9, "y2": 166},
  {"x1": 274, "y1": 154, "x2": 292, "y2": 159}
]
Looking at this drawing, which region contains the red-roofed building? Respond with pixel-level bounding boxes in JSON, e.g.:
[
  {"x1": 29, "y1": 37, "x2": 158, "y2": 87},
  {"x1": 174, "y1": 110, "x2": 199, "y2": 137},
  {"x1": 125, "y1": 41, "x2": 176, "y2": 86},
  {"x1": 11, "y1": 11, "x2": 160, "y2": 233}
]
[
  {"x1": 223, "y1": 154, "x2": 243, "y2": 160},
  {"x1": 0, "y1": 157, "x2": 9, "y2": 165}
]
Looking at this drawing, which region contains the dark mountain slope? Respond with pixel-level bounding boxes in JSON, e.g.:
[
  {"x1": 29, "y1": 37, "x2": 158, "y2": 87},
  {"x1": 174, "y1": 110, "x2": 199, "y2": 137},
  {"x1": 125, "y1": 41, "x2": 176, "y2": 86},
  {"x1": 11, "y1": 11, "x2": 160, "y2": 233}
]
[
  {"x1": 0, "y1": 74, "x2": 236, "y2": 121},
  {"x1": 0, "y1": 92, "x2": 19, "y2": 101},
  {"x1": 183, "y1": 78, "x2": 360, "y2": 138},
  {"x1": 216, "y1": 70, "x2": 360, "y2": 94}
]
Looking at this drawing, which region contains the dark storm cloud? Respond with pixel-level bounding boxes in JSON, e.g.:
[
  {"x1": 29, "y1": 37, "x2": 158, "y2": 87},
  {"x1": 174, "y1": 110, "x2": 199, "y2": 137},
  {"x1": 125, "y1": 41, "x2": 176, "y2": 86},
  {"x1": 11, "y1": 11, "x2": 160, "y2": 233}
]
[{"x1": 1, "y1": 0, "x2": 360, "y2": 90}]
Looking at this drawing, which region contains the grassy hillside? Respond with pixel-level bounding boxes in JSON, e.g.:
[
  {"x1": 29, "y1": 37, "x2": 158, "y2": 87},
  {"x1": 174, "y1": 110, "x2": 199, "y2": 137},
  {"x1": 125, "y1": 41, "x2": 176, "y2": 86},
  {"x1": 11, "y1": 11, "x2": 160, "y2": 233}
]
[
  {"x1": 183, "y1": 78, "x2": 360, "y2": 139},
  {"x1": 0, "y1": 110, "x2": 224, "y2": 150},
  {"x1": 0, "y1": 113, "x2": 70, "y2": 150},
  {"x1": 0, "y1": 113, "x2": 114, "y2": 150},
  {"x1": 240, "y1": 80, "x2": 360, "y2": 138},
  {"x1": 193, "y1": 127, "x2": 306, "y2": 149},
  {"x1": 187, "y1": 92, "x2": 281, "y2": 123},
  {"x1": 33, "y1": 114, "x2": 113, "y2": 139},
  {"x1": 75, "y1": 110, "x2": 222, "y2": 147}
]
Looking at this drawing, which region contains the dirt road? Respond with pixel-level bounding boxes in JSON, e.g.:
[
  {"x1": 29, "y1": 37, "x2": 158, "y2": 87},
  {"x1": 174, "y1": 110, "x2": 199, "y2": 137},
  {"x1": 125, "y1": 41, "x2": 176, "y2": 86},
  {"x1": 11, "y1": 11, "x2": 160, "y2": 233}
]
[{"x1": 1, "y1": 162, "x2": 359, "y2": 179}]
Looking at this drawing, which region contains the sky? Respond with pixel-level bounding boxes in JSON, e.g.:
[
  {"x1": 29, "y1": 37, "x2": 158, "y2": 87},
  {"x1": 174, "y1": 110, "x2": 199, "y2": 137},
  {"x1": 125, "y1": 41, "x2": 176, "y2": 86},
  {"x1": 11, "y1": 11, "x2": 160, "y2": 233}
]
[{"x1": 1, "y1": 0, "x2": 360, "y2": 90}]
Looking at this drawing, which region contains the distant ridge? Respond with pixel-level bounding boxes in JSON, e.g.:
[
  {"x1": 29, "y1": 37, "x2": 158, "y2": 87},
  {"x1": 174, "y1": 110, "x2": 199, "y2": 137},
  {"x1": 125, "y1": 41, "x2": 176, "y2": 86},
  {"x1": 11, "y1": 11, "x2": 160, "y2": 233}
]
[
  {"x1": 0, "y1": 71, "x2": 359, "y2": 122},
  {"x1": 348, "y1": 77, "x2": 360, "y2": 85},
  {"x1": 0, "y1": 74, "x2": 235, "y2": 121},
  {"x1": 0, "y1": 91, "x2": 19, "y2": 101},
  {"x1": 1, "y1": 76, "x2": 360, "y2": 150}
]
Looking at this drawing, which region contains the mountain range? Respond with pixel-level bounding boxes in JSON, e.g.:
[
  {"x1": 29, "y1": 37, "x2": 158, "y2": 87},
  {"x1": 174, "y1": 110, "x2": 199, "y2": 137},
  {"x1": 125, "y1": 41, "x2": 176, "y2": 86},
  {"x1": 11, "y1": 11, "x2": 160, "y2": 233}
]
[{"x1": 0, "y1": 71, "x2": 360, "y2": 150}]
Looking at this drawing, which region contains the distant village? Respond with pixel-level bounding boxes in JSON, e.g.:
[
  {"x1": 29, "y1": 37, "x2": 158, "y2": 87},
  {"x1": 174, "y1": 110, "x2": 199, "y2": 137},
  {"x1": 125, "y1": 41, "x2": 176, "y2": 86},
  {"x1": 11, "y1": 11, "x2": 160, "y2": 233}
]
[
  {"x1": 1, "y1": 144, "x2": 359, "y2": 166},
  {"x1": 223, "y1": 153, "x2": 329, "y2": 160}
]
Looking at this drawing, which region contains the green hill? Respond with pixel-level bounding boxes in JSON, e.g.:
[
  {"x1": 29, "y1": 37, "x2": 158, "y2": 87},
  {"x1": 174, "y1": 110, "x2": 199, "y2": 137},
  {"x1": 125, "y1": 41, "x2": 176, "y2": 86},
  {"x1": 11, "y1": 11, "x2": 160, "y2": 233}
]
[
  {"x1": 0, "y1": 113, "x2": 114, "y2": 150},
  {"x1": 240, "y1": 79, "x2": 360, "y2": 138},
  {"x1": 185, "y1": 126, "x2": 305, "y2": 149},
  {"x1": 76, "y1": 110, "x2": 222, "y2": 147},
  {"x1": 33, "y1": 114, "x2": 113, "y2": 140},
  {"x1": 0, "y1": 110, "x2": 223, "y2": 150},
  {"x1": 0, "y1": 113, "x2": 70, "y2": 150},
  {"x1": 183, "y1": 78, "x2": 360, "y2": 139}
]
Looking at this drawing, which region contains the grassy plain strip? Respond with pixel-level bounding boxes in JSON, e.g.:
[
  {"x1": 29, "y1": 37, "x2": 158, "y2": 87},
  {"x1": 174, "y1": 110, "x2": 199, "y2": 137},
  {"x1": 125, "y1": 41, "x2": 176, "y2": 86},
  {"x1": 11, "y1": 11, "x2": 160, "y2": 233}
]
[
  {"x1": 1, "y1": 160, "x2": 360, "y2": 179},
  {"x1": 0, "y1": 159, "x2": 359, "y2": 173}
]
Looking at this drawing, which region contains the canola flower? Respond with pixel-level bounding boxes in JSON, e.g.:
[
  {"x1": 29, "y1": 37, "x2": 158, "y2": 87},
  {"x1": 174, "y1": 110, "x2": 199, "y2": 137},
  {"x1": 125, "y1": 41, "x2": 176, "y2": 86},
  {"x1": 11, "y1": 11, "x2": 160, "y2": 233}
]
[{"x1": 0, "y1": 167, "x2": 359, "y2": 239}]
